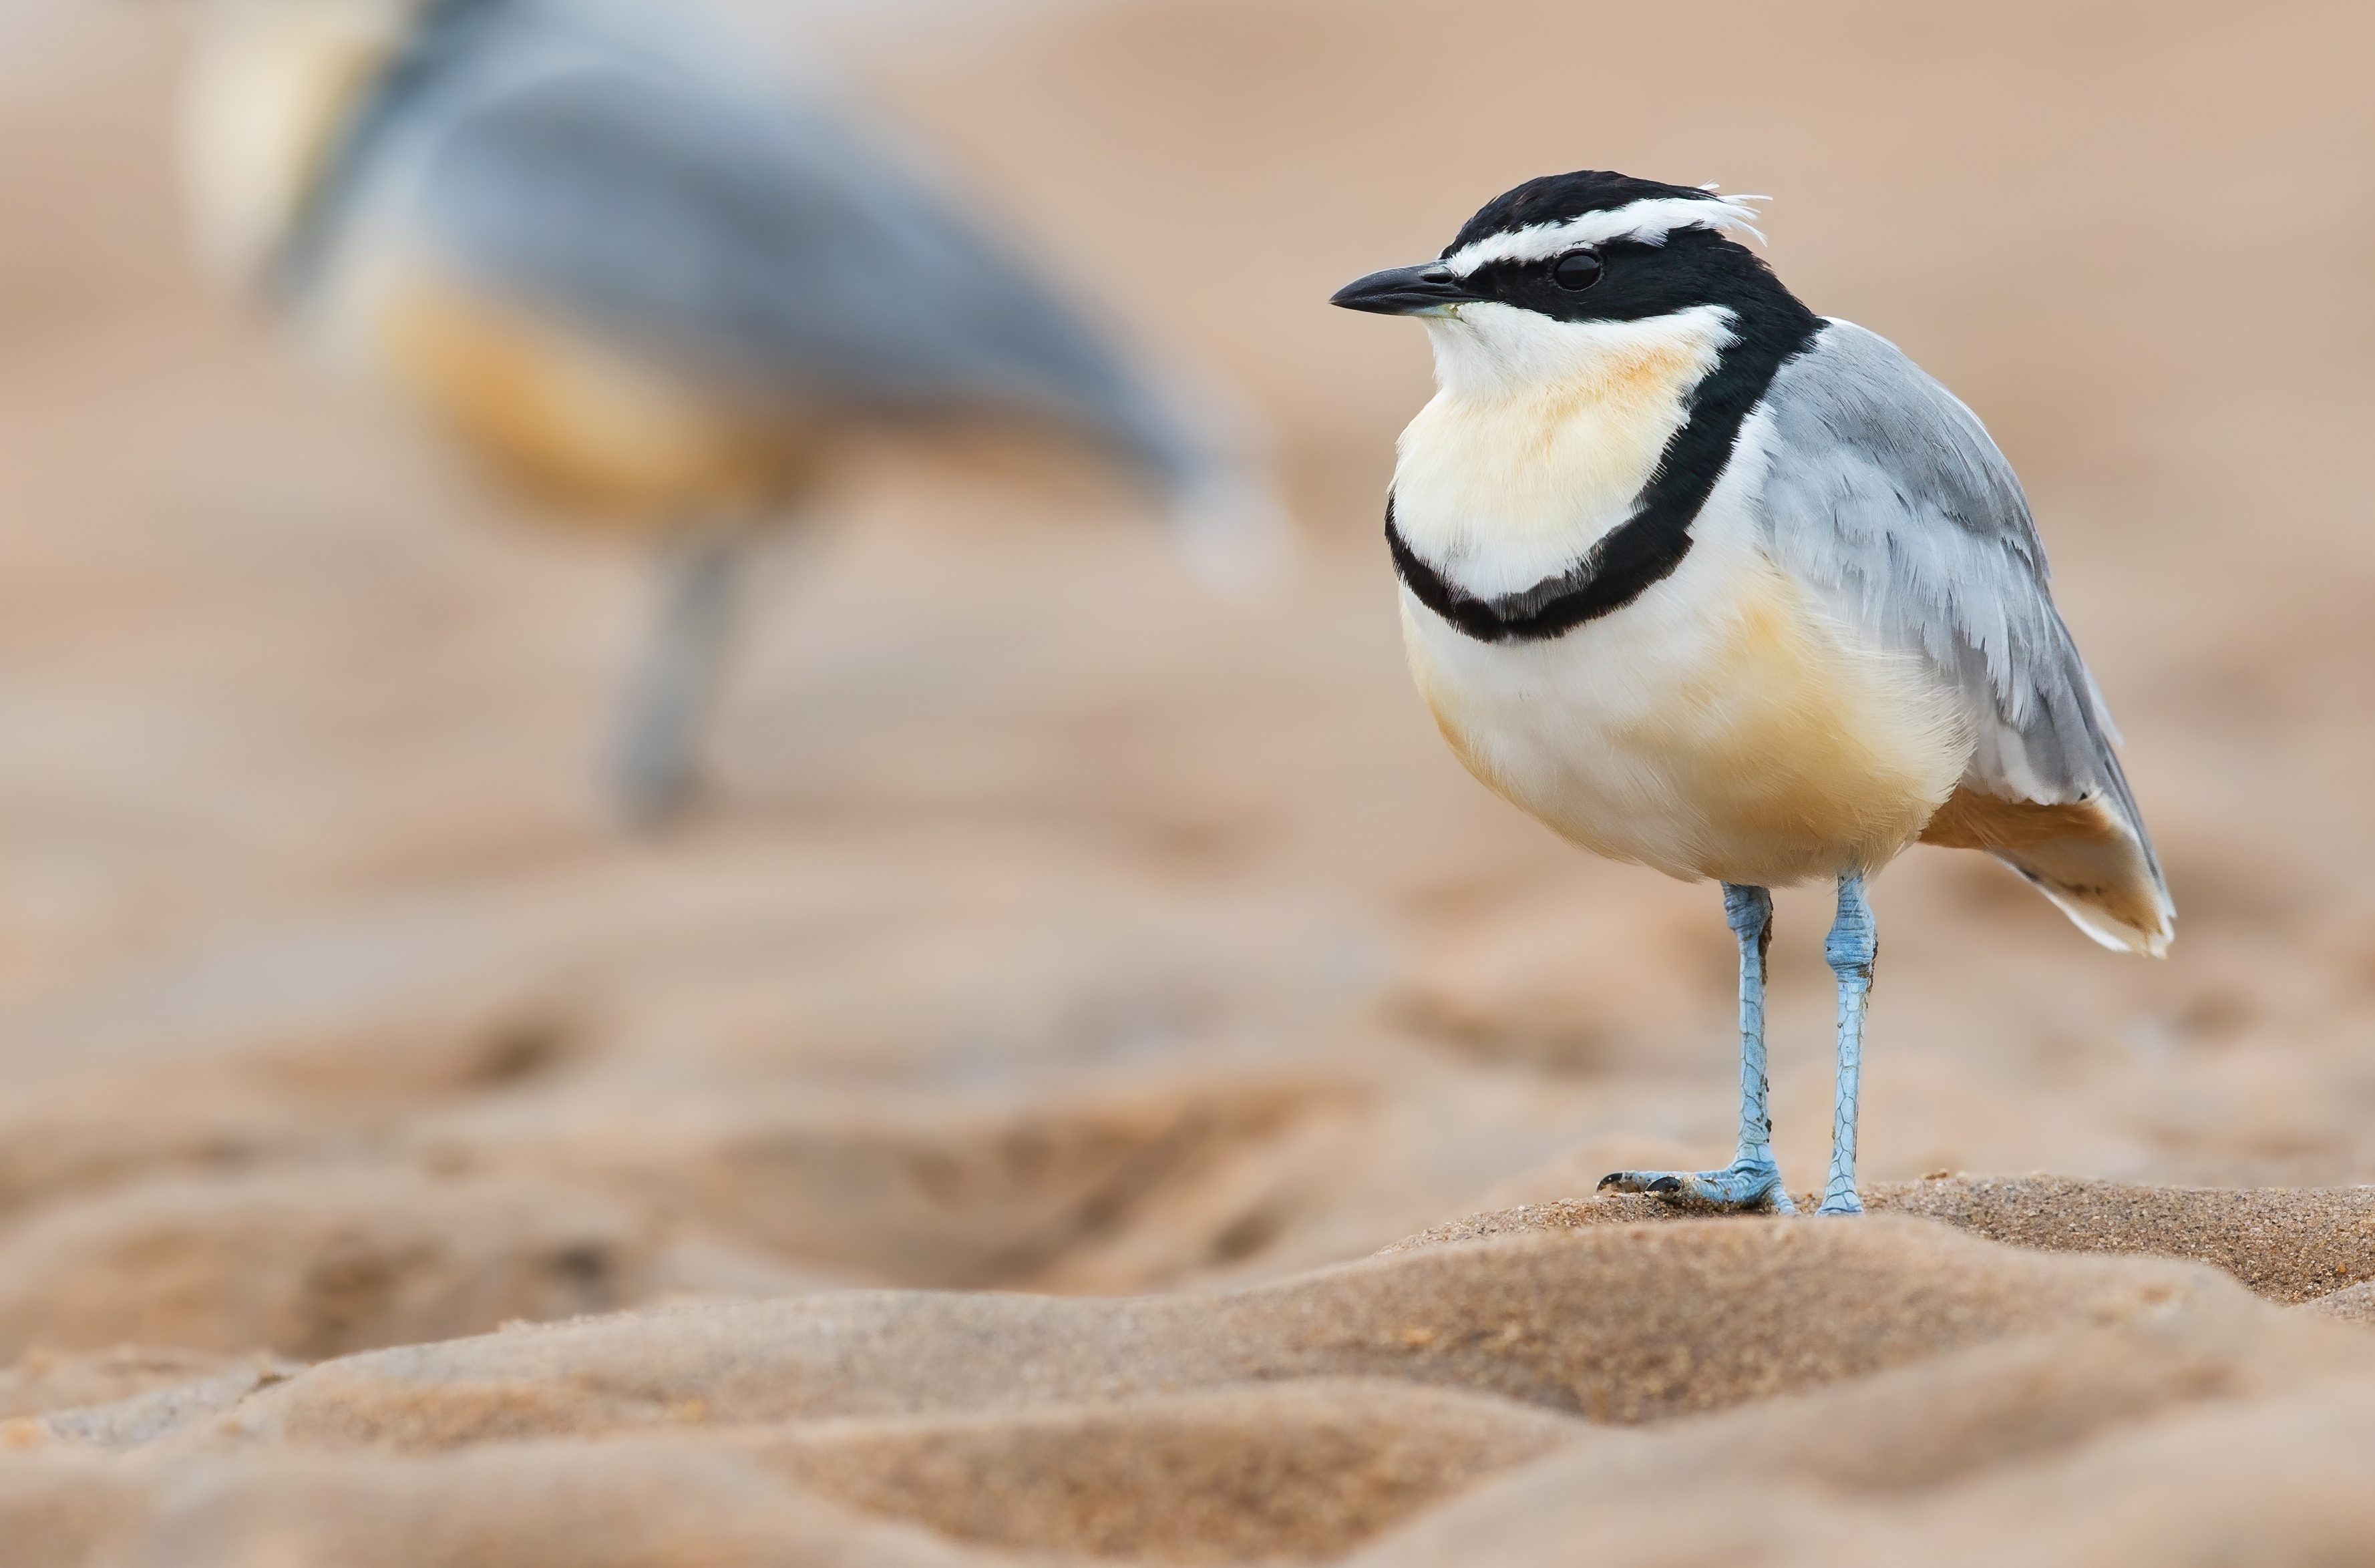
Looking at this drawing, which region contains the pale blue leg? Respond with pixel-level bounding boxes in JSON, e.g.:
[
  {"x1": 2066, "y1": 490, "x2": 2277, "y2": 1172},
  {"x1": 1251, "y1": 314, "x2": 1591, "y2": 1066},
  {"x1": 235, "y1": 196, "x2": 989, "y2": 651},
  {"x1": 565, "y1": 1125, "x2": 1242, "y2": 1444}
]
[
  {"x1": 608, "y1": 521, "x2": 748, "y2": 828},
  {"x1": 1599, "y1": 884, "x2": 1797, "y2": 1213},
  {"x1": 1820, "y1": 873, "x2": 1877, "y2": 1215}
]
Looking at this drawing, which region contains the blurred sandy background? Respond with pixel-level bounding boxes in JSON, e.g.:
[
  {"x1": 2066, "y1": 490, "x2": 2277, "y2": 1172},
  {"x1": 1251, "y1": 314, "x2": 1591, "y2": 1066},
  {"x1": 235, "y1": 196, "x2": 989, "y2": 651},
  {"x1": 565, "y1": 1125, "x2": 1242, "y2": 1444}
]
[{"x1": 1, "y1": 1, "x2": 2373, "y2": 1558}]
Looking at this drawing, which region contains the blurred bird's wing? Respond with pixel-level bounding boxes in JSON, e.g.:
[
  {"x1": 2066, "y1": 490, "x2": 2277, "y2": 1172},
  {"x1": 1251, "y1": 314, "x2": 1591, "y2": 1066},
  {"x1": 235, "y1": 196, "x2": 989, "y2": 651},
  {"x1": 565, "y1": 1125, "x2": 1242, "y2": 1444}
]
[
  {"x1": 1755, "y1": 319, "x2": 2172, "y2": 953},
  {"x1": 345, "y1": 0, "x2": 1288, "y2": 586}
]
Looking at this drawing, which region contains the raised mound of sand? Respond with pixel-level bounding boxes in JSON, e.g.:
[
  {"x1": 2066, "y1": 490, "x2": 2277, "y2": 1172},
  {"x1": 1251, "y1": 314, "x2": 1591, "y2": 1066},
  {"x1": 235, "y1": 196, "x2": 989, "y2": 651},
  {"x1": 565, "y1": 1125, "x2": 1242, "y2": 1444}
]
[
  {"x1": 8, "y1": 1189, "x2": 2375, "y2": 1566},
  {"x1": 1385, "y1": 1174, "x2": 2375, "y2": 1304}
]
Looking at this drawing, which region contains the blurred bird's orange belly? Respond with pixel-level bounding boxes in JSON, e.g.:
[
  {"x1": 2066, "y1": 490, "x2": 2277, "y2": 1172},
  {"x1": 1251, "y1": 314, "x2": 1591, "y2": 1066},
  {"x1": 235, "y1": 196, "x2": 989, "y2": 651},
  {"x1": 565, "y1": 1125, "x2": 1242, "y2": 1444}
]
[{"x1": 361, "y1": 259, "x2": 824, "y2": 526}]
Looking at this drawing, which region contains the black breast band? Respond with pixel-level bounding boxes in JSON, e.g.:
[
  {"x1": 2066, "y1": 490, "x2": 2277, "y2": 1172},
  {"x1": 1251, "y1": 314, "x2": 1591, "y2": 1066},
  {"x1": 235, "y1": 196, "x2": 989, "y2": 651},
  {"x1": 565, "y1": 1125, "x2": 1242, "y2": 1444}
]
[{"x1": 1387, "y1": 315, "x2": 1825, "y2": 645}]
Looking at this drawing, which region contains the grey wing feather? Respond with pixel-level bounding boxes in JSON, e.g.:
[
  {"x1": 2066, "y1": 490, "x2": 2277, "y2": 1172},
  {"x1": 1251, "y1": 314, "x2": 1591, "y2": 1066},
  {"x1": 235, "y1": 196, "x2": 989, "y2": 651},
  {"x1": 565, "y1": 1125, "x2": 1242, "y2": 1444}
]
[
  {"x1": 1756, "y1": 321, "x2": 2170, "y2": 928},
  {"x1": 353, "y1": 0, "x2": 1222, "y2": 499}
]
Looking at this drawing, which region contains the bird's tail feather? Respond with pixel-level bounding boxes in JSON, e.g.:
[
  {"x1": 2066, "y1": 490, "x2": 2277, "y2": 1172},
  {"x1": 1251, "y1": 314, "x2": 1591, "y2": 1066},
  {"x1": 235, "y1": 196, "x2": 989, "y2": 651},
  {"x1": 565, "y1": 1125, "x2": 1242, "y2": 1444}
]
[{"x1": 1920, "y1": 783, "x2": 2174, "y2": 957}]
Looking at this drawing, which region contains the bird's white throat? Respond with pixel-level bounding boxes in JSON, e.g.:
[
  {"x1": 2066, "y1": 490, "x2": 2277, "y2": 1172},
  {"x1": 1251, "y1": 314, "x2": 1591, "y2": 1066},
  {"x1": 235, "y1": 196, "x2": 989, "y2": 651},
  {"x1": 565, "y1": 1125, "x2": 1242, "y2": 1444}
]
[
  {"x1": 180, "y1": 0, "x2": 415, "y2": 287},
  {"x1": 1392, "y1": 304, "x2": 1734, "y2": 596},
  {"x1": 1418, "y1": 300, "x2": 1734, "y2": 408}
]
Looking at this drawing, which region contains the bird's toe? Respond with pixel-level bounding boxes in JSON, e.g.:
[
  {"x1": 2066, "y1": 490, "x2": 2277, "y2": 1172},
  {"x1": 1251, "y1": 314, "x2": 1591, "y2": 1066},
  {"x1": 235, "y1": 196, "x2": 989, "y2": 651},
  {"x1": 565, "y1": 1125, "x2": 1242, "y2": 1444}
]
[{"x1": 1594, "y1": 1163, "x2": 1793, "y2": 1214}]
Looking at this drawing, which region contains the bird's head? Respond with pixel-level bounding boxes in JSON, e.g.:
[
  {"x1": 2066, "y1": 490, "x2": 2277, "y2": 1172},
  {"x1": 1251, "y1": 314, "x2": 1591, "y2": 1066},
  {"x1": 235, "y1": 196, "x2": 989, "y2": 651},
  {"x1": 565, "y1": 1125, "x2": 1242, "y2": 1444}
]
[{"x1": 1330, "y1": 171, "x2": 1795, "y2": 401}]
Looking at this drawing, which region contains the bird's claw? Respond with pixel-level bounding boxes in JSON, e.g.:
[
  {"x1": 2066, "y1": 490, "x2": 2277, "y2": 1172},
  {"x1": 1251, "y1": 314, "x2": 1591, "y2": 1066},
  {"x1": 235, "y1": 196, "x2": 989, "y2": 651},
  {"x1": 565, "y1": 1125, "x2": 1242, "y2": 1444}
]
[{"x1": 1598, "y1": 1161, "x2": 1797, "y2": 1215}]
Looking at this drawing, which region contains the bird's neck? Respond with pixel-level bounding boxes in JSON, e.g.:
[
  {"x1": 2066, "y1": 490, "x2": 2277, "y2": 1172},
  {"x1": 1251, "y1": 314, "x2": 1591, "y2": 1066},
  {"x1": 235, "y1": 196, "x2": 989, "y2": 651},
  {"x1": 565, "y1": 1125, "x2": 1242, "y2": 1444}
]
[
  {"x1": 180, "y1": 1, "x2": 418, "y2": 286},
  {"x1": 1391, "y1": 306, "x2": 1734, "y2": 593}
]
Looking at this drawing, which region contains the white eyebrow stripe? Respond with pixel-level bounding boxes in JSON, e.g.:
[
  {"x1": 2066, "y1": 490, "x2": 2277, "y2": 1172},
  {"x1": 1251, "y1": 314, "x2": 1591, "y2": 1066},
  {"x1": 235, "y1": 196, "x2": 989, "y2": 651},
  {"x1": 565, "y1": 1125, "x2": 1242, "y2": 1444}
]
[{"x1": 1441, "y1": 194, "x2": 1769, "y2": 275}]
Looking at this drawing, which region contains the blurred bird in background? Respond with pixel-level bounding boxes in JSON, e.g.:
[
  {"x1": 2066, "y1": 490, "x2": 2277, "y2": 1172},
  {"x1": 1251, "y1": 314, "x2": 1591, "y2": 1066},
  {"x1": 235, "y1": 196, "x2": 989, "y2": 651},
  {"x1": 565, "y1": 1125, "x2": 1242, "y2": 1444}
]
[{"x1": 179, "y1": 0, "x2": 1290, "y2": 824}]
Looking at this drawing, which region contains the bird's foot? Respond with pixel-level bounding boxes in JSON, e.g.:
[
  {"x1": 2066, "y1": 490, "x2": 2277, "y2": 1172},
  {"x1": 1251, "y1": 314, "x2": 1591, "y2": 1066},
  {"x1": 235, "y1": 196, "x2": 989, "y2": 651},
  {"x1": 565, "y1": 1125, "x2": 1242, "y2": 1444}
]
[
  {"x1": 1815, "y1": 1179, "x2": 1864, "y2": 1217},
  {"x1": 1598, "y1": 1159, "x2": 1797, "y2": 1215}
]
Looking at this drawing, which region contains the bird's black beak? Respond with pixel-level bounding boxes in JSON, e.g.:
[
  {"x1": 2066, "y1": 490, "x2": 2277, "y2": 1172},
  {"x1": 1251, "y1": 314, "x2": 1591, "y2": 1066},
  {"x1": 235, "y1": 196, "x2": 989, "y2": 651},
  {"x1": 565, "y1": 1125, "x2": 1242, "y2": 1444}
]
[{"x1": 1329, "y1": 263, "x2": 1476, "y2": 316}]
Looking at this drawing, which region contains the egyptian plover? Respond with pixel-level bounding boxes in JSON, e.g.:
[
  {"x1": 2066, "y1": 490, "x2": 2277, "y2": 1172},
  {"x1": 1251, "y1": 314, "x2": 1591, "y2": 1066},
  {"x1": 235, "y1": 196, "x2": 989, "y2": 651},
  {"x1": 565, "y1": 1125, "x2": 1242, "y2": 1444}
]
[
  {"x1": 182, "y1": 0, "x2": 1288, "y2": 823},
  {"x1": 1333, "y1": 170, "x2": 2171, "y2": 1215}
]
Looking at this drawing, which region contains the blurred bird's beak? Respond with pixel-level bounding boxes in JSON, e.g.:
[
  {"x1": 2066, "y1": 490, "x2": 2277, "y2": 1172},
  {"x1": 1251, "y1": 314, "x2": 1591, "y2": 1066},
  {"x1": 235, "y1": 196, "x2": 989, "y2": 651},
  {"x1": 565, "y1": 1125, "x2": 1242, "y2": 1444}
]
[{"x1": 1328, "y1": 264, "x2": 1476, "y2": 317}]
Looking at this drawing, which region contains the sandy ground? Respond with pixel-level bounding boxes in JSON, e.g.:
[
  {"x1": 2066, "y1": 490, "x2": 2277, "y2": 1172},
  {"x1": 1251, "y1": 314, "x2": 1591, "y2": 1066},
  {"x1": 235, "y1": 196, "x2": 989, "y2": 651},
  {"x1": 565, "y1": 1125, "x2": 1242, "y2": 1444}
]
[{"x1": 2, "y1": 0, "x2": 2374, "y2": 1562}]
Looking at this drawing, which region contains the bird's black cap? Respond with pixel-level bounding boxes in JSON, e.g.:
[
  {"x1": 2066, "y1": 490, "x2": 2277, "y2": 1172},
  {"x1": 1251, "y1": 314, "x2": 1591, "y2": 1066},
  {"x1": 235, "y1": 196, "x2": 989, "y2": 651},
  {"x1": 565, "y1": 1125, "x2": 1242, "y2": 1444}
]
[{"x1": 1444, "y1": 171, "x2": 1732, "y2": 256}]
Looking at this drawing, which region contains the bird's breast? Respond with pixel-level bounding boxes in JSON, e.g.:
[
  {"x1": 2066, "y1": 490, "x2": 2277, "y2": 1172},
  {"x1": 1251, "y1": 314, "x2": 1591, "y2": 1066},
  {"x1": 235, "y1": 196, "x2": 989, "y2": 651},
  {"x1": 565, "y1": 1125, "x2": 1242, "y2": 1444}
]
[
  {"x1": 1396, "y1": 417, "x2": 1970, "y2": 887},
  {"x1": 1390, "y1": 347, "x2": 1706, "y2": 599},
  {"x1": 323, "y1": 244, "x2": 826, "y2": 524}
]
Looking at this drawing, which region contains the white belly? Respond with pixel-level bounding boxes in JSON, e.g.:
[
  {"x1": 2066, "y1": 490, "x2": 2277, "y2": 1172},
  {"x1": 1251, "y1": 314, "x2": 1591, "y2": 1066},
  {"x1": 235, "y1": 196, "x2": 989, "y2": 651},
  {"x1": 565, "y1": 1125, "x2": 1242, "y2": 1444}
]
[{"x1": 1399, "y1": 463, "x2": 1970, "y2": 888}]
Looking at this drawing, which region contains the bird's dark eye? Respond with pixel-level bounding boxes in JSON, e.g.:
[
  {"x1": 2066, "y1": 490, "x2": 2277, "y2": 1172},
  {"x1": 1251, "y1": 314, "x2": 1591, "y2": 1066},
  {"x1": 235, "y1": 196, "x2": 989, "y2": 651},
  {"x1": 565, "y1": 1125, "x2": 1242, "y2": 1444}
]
[{"x1": 1551, "y1": 251, "x2": 1604, "y2": 290}]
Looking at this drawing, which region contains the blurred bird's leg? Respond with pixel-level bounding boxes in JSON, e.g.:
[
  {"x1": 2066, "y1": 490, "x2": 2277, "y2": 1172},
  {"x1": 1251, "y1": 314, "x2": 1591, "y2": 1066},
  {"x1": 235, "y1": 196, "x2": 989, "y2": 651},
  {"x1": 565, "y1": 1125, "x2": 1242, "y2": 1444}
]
[
  {"x1": 1599, "y1": 884, "x2": 1797, "y2": 1213},
  {"x1": 607, "y1": 518, "x2": 751, "y2": 828},
  {"x1": 1819, "y1": 873, "x2": 1877, "y2": 1215}
]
